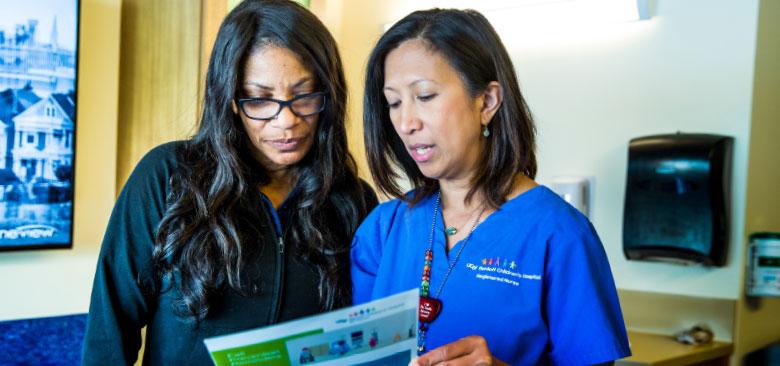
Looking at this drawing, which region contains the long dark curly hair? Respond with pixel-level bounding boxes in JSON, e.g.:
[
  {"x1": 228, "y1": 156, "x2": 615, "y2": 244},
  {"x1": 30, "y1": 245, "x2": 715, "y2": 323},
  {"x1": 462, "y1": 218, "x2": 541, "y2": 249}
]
[{"x1": 151, "y1": 0, "x2": 369, "y2": 321}]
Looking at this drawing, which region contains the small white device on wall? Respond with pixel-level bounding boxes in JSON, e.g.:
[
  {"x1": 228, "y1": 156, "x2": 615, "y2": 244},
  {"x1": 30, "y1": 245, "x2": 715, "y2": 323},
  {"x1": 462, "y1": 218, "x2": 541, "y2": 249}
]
[
  {"x1": 547, "y1": 176, "x2": 591, "y2": 217},
  {"x1": 747, "y1": 233, "x2": 780, "y2": 298}
]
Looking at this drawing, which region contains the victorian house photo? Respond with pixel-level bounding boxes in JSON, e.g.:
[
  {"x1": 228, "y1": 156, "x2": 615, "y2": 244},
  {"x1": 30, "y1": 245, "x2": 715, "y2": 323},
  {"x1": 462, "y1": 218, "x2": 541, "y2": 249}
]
[{"x1": 0, "y1": 8, "x2": 76, "y2": 247}]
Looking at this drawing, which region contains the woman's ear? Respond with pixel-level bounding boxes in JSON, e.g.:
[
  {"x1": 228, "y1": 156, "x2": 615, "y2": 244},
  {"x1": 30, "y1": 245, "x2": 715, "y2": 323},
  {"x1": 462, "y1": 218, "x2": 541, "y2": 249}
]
[
  {"x1": 231, "y1": 100, "x2": 239, "y2": 115},
  {"x1": 480, "y1": 81, "x2": 502, "y2": 126}
]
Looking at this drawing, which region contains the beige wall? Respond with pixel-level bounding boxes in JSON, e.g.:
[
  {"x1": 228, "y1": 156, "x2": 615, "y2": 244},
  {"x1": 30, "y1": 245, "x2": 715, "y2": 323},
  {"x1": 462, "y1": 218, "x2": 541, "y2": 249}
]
[
  {"x1": 733, "y1": 0, "x2": 780, "y2": 361},
  {"x1": 312, "y1": 0, "x2": 427, "y2": 183},
  {"x1": 0, "y1": 0, "x2": 121, "y2": 321},
  {"x1": 115, "y1": 0, "x2": 204, "y2": 189},
  {"x1": 312, "y1": 0, "x2": 367, "y2": 181},
  {"x1": 115, "y1": 0, "x2": 237, "y2": 191}
]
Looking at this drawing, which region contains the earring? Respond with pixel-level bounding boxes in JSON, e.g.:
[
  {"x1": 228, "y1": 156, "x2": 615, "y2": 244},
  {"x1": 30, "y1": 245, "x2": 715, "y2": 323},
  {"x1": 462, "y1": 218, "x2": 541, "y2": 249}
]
[{"x1": 482, "y1": 125, "x2": 490, "y2": 137}]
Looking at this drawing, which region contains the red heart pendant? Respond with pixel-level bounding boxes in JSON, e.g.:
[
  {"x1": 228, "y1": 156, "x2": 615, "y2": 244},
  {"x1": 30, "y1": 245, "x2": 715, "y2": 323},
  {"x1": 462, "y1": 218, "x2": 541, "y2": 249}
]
[{"x1": 419, "y1": 296, "x2": 442, "y2": 323}]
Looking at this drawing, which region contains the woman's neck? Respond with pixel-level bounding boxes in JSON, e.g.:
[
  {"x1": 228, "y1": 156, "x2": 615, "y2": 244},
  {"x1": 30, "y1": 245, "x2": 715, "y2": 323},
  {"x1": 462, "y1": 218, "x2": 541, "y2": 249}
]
[
  {"x1": 438, "y1": 177, "x2": 487, "y2": 252},
  {"x1": 439, "y1": 173, "x2": 538, "y2": 211},
  {"x1": 439, "y1": 177, "x2": 482, "y2": 213},
  {"x1": 437, "y1": 174, "x2": 537, "y2": 251},
  {"x1": 261, "y1": 168, "x2": 296, "y2": 209}
]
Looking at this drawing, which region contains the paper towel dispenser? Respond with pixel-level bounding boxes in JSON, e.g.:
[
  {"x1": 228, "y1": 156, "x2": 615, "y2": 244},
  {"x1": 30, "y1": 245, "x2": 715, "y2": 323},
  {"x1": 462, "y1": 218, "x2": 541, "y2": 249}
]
[{"x1": 623, "y1": 133, "x2": 733, "y2": 266}]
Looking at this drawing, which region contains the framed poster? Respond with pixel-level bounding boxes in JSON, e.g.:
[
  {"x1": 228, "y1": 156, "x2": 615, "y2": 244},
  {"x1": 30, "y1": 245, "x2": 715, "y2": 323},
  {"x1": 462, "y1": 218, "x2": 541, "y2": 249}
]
[{"x1": 0, "y1": 0, "x2": 79, "y2": 251}]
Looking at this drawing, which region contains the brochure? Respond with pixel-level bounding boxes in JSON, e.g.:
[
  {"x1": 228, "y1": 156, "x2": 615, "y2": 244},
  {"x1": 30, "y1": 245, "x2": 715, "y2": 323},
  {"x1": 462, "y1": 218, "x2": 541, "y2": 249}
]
[{"x1": 204, "y1": 289, "x2": 418, "y2": 366}]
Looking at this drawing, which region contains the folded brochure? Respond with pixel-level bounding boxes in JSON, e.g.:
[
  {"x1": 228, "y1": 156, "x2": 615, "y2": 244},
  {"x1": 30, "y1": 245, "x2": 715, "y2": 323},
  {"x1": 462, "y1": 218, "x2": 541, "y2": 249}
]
[{"x1": 204, "y1": 289, "x2": 418, "y2": 366}]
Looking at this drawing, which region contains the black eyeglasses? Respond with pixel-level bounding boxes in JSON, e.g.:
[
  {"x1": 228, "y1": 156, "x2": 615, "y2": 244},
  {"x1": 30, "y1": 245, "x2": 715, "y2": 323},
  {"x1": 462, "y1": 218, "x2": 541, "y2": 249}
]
[{"x1": 235, "y1": 91, "x2": 328, "y2": 120}]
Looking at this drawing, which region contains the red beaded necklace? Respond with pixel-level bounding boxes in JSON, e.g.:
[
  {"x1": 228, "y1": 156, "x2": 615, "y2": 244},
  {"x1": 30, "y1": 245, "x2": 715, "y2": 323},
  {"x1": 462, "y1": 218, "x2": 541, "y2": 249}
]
[{"x1": 418, "y1": 191, "x2": 486, "y2": 354}]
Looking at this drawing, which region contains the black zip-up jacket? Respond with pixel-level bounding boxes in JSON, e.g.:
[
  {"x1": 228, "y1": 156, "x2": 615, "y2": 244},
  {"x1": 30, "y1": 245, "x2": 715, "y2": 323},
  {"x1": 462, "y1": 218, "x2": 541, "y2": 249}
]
[{"x1": 81, "y1": 141, "x2": 377, "y2": 365}]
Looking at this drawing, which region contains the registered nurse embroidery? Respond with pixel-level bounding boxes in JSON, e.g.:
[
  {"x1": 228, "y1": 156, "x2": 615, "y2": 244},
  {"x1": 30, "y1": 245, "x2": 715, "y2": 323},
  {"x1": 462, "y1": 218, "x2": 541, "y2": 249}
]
[{"x1": 467, "y1": 257, "x2": 541, "y2": 286}]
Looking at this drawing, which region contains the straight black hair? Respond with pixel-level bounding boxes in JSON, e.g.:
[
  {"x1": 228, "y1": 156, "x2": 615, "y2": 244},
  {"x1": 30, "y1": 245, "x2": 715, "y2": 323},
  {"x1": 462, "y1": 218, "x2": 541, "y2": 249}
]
[{"x1": 364, "y1": 8, "x2": 537, "y2": 208}]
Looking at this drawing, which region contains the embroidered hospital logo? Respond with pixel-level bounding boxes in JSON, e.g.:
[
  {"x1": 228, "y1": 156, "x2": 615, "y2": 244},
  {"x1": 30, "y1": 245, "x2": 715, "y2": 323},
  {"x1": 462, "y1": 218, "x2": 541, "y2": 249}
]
[{"x1": 467, "y1": 258, "x2": 541, "y2": 287}]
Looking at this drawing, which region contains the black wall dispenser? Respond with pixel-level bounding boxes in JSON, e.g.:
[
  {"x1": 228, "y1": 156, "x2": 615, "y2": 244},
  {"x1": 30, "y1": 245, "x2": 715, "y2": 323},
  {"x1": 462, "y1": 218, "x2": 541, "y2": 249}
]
[{"x1": 623, "y1": 133, "x2": 733, "y2": 266}]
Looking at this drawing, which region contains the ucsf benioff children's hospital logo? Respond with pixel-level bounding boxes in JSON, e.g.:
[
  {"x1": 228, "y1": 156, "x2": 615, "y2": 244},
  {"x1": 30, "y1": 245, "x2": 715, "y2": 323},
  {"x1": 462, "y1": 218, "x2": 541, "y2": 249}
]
[{"x1": 465, "y1": 258, "x2": 542, "y2": 287}]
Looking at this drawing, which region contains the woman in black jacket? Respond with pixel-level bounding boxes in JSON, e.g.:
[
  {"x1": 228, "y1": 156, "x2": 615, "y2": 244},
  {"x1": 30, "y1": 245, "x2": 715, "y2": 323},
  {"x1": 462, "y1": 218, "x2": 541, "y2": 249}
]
[{"x1": 82, "y1": 1, "x2": 376, "y2": 364}]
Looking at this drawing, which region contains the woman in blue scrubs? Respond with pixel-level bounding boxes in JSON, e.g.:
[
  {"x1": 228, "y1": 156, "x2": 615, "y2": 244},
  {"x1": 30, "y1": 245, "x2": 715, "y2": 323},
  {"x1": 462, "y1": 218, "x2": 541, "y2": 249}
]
[{"x1": 352, "y1": 8, "x2": 631, "y2": 366}]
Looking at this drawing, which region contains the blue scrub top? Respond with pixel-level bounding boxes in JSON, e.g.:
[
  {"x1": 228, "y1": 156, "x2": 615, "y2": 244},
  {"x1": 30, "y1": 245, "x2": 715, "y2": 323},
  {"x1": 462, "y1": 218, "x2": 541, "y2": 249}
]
[{"x1": 351, "y1": 186, "x2": 631, "y2": 365}]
